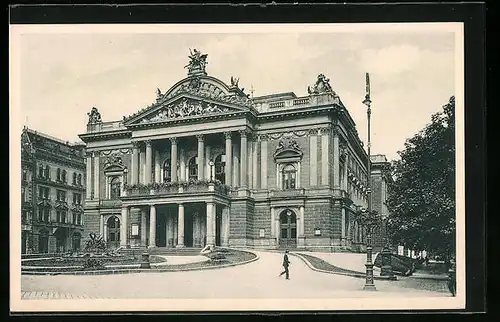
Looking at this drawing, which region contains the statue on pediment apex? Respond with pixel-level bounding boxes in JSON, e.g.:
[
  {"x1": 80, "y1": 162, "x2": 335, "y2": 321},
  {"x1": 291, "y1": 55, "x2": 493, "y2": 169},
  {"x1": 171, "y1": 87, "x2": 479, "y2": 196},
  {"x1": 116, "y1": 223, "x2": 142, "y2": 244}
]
[
  {"x1": 230, "y1": 76, "x2": 240, "y2": 87},
  {"x1": 185, "y1": 48, "x2": 208, "y2": 75},
  {"x1": 308, "y1": 74, "x2": 336, "y2": 96},
  {"x1": 87, "y1": 107, "x2": 102, "y2": 125}
]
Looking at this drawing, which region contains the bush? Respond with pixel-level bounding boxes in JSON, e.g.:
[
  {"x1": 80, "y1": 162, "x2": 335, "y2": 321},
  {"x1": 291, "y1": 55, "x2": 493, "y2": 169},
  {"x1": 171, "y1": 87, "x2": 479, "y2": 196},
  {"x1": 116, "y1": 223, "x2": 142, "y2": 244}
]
[{"x1": 83, "y1": 258, "x2": 105, "y2": 270}]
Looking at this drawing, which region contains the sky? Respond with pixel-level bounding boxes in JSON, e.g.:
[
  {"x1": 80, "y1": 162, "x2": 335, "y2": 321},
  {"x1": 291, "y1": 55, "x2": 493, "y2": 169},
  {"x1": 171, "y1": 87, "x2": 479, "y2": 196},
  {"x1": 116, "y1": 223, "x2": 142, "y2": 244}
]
[{"x1": 13, "y1": 24, "x2": 458, "y2": 161}]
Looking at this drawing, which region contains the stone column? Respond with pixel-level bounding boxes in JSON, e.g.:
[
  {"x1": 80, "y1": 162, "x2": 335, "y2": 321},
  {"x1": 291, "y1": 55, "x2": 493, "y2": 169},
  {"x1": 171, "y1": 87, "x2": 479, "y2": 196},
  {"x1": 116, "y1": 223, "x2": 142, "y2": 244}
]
[
  {"x1": 139, "y1": 146, "x2": 146, "y2": 184},
  {"x1": 252, "y1": 139, "x2": 259, "y2": 189},
  {"x1": 99, "y1": 214, "x2": 104, "y2": 237},
  {"x1": 197, "y1": 135, "x2": 204, "y2": 180},
  {"x1": 141, "y1": 210, "x2": 147, "y2": 246},
  {"x1": 224, "y1": 132, "x2": 232, "y2": 186},
  {"x1": 179, "y1": 148, "x2": 186, "y2": 181},
  {"x1": 333, "y1": 128, "x2": 340, "y2": 188},
  {"x1": 86, "y1": 152, "x2": 92, "y2": 199},
  {"x1": 321, "y1": 128, "x2": 330, "y2": 185},
  {"x1": 309, "y1": 130, "x2": 318, "y2": 186},
  {"x1": 93, "y1": 151, "x2": 100, "y2": 199},
  {"x1": 206, "y1": 202, "x2": 215, "y2": 246},
  {"x1": 168, "y1": 214, "x2": 175, "y2": 247},
  {"x1": 145, "y1": 140, "x2": 153, "y2": 184},
  {"x1": 131, "y1": 142, "x2": 139, "y2": 185},
  {"x1": 299, "y1": 206, "x2": 305, "y2": 236},
  {"x1": 248, "y1": 138, "x2": 253, "y2": 189},
  {"x1": 103, "y1": 220, "x2": 108, "y2": 244},
  {"x1": 343, "y1": 153, "x2": 349, "y2": 191},
  {"x1": 170, "y1": 137, "x2": 178, "y2": 182},
  {"x1": 177, "y1": 203, "x2": 185, "y2": 247},
  {"x1": 154, "y1": 150, "x2": 161, "y2": 183},
  {"x1": 193, "y1": 213, "x2": 200, "y2": 247},
  {"x1": 341, "y1": 208, "x2": 346, "y2": 246},
  {"x1": 260, "y1": 136, "x2": 268, "y2": 189},
  {"x1": 205, "y1": 145, "x2": 212, "y2": 180},
  {"x1": 120, "y1": 206, "x2": 128, "y2": 247},
  {"x1": 232, "y1": 144, "x2": 239, "y2": 187},
  {"x1": 239, "y1": 130, "x2": 248, "y2": 188},
  {"x1": 149, "y1": 205, "x2": 156, "y2": 247},
  {"x1": 221, "y1": 206, "x2": 230, "y2": 246}
]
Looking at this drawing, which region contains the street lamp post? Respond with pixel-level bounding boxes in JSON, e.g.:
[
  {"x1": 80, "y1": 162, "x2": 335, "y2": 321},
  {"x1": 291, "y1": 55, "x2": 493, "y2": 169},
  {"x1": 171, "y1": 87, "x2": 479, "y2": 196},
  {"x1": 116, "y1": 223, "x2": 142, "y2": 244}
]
[{"x1": 359, "y1": 72, "x2": 378, "y2": 291}]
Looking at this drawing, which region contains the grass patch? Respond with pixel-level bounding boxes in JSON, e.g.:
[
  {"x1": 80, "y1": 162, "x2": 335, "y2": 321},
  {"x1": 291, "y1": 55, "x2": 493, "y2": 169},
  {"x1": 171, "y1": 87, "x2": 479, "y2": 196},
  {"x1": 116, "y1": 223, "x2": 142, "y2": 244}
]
[
  {"x1": 23, "y1": 255, "x2": 166, "y2": 267},
  {"x1": 299, "y1": 253, "x2": 364, "y2": 275}
]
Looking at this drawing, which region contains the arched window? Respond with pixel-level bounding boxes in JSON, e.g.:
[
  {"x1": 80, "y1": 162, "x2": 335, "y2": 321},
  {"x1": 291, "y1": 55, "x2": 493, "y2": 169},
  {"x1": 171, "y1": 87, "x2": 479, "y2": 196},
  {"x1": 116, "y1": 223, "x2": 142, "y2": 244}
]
[
  {"x1": 188, "y1": 157, "x2": 198, "y2": 181},
  {"x1": 163, "y1": 159, "x2": 172, "y2": 183},
  {"x1": 214, "y1": 154, "x2": 225, "y2": 183},
  {"x1": 282, "y1": 164, "x2": 297, "y2": 190},
  {"x1": 44, "y1": 165, "x2": 50, "y2": 179},
  {"x1": 56, "y1": 168, "x2": 61, "y2": 181},
  {"x1": 72, "y1": 173, "x2": 77, "y2": 185},
  {"x1": 61, "y1": 170, "x2": 67, "y2": 183},
  {"x1": 110, "y1": 177, "x2": 121, "y2": 199},
  {"x1": 77, "y1": 174, "x2": 82, "y2": 186}
]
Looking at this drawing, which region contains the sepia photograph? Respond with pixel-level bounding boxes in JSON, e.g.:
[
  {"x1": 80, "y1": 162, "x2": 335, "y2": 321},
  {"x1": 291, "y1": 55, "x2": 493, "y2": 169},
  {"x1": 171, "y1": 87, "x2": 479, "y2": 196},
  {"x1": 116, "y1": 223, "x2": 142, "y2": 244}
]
[{"x1": 10, "y1": 22, "x2": 465, "y2": 312}]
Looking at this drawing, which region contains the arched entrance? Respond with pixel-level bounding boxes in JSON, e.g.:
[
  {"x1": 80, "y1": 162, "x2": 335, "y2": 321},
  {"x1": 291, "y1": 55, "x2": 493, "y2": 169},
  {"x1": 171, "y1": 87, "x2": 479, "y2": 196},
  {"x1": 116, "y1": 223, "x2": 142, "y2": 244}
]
[
  {"x1": 107, "y1": 216, "x2": 121, "y2": 249},
  {"x1": 54, "y1": 227, "x2": 68, "y2": 253},
  {"x1": 38, "y1": 229, "x2": 49, "y2": 253},
  {"x1": 279, "y1": 209, "x2": 297, "y2": 249}
]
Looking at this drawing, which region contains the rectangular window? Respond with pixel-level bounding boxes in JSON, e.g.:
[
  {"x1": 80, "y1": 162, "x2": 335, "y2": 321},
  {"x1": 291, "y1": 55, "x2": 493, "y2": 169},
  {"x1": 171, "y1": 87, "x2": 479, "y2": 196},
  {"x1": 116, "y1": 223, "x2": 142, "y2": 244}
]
[
  {"x1": 61, "y1": 211, "x2": 66, "y2": 223},
  {"x1": 56, "y1": 190, "x2": 66, "y2": 202},
  {"x1": 56, "y1": 211, "x2": 61, "y2": 223},
  {"x1": 72, "y1": 213, "x2": 77, "y2": 224},
  {"x1": 77, "y1": 214, "x2": 82, "y2": 225},
  {"x1": 38, "y1": 208, "x2": 43, "y2": 222},
  {"x1": 22, "y1": 171, "x2": 27, "y2": 182},
  {"x1": 44, "y1": 209, "x2": 50, "y2": 222}
]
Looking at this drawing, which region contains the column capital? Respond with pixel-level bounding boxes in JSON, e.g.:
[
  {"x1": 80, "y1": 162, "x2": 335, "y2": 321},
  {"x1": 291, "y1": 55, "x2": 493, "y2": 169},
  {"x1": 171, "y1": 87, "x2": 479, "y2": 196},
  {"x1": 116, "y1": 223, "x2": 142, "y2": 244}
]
[
  {"x1": 239, "y1": 129, "x2": 249, "y2": 138},
  {"x1": 145, "y1": 140, "x2": 152, "y2": 147},
  {"x1": 332, "y1": 124, "x2": 340, "y2": 136},
  {"x1": 258, "y1": 134, "x2": 268, "y2": 141},
  {"x1": 169, "y1": 137, "x2": 178, "y2": 144},
  {"x1": 224, "y1": 131, "x2": 232, "y2": 140},
  {"x1": 196, "y1": 134, "x2": 204, "y2": 142},
  {"x1": 85, "y1": 151, "x2": 93, "y2": 158},
  {"x1": 131, "y1": 141, "x2": 140, "y2": 149},
  {"x1": 307, "y1": 128, "x2": 317, "y2": 136},
  {"x1": 92, "y1": 151, "x2": 100, "y2": 157}
]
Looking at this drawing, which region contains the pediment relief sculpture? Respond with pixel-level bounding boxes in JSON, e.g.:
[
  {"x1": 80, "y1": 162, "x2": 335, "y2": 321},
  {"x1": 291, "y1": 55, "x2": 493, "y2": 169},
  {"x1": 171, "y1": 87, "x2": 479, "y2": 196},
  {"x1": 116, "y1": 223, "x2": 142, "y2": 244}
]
[
  {"x1": 274, "y1": 139, "x2": 303, "y2": 158},
  {"x1": 104, "y1": 154, "x2": 124, "y2": 170},
  {"x1": 139, "y1": 98, "x2": 237, "y2": 123}
]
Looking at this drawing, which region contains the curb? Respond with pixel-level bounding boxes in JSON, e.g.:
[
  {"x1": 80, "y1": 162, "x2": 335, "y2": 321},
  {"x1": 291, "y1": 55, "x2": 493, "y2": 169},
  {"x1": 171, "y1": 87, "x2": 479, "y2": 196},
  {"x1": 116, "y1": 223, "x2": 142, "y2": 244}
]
[
  {"x1": 290, "y1": 252, "x2": 396, "y2": 281},
  {"x1": 21, "y1": 249, "x2": 259, "y2": 276}
]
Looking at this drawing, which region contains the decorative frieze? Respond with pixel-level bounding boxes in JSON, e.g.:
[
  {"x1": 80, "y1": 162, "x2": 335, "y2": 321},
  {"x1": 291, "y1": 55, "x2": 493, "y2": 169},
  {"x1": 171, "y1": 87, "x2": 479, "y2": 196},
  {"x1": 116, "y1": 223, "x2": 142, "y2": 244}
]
[{"x1": 100, "y1": 148, "x2": 131, "y2": 156}]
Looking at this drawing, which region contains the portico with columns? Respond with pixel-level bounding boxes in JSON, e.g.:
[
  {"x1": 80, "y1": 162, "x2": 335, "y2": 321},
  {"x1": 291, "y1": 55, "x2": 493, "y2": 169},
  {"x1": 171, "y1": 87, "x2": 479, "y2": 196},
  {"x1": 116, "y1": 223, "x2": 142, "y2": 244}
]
[{"x1": 79, "y1": 50, "x2": 384, "y2": 252}]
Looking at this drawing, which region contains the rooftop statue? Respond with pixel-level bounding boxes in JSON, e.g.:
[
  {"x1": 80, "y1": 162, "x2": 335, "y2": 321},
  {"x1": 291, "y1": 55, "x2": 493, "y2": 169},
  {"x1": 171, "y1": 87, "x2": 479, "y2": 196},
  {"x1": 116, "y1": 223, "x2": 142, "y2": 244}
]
[
  {"x1": 184, "y1": 48, "x2": 208, "y2": 75},
  {"x1": 87, "y1": 107, "x2": 102, "y2": 125},
  {"x1": 308, "y1": 74, "x2": 335, "y2": 95}
]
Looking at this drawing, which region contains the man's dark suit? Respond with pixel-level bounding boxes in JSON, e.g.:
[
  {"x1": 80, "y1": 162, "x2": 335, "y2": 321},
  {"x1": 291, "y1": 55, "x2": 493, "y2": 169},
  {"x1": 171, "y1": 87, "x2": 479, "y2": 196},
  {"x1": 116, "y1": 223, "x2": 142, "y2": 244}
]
[{"x1": 279, "y1": 253, "x2": 290, "y2": 279}]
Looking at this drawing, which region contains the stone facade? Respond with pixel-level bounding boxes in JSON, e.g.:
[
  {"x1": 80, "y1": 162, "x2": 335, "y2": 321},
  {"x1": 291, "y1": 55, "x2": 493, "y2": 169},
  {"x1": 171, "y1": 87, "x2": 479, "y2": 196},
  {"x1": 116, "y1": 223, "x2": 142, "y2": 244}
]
[
  {"x1": 78, "y1": 50, "x2": 387, "y2": 252},
  {"x1": 21, "y1": 127, "x2": 86, "y2": 254}
]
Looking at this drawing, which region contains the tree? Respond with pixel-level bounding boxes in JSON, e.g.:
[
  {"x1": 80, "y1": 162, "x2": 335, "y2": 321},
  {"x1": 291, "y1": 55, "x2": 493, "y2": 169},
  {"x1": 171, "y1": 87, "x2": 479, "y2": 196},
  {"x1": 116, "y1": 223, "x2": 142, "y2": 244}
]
[{"x1": 386, "y1": 96, "x2": 455, "y2": 263}]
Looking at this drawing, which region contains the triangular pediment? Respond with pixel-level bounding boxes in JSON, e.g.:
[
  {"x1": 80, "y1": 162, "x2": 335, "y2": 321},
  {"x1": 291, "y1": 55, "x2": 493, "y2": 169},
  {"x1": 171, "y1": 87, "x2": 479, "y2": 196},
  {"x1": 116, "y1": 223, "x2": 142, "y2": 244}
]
[{"x1": 129, "y1": 95, "x2": 249, "y2": 125}]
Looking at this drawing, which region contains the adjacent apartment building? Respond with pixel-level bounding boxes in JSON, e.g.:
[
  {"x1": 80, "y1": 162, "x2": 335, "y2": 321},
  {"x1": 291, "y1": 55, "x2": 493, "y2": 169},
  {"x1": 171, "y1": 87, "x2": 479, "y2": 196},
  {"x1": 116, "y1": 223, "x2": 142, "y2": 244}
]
[
  {"x1": 21, "y1": 127, "x2": 86, "y2": 254},
  {"x1": 78, "y1": 50, "x2": 389, "y2": 252}
]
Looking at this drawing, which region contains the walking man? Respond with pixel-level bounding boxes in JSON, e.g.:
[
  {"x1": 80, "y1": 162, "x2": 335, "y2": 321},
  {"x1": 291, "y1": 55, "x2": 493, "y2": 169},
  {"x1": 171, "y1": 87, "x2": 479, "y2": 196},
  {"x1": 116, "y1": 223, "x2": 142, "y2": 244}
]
[{"x1": 279, "y1": 250, "x2": 291, "y2": 280}]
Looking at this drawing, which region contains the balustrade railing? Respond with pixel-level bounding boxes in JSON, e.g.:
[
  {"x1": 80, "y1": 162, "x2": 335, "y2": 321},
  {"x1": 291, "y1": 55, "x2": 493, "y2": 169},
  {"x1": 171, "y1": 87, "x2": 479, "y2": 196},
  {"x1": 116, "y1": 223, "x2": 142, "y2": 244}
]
[{"x1": 124, "y1": 181, "x2": 231, "y2": 197}]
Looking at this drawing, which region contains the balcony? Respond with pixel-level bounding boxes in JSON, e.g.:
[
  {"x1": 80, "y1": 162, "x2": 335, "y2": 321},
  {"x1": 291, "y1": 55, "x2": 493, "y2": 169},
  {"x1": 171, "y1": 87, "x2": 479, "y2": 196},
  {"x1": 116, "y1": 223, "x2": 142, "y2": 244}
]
[
  {"x1": 269, "y1": 188, "x2": 306, "y2": 198},
  {"x1": 123, "y1": 181, "x2": 231, "y2": 198}
]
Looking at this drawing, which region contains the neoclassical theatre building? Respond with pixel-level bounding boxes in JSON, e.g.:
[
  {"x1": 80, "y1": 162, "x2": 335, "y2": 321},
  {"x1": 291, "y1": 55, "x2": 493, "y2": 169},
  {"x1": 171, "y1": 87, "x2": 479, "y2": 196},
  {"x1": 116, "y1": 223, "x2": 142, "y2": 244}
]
[{"x1": 80, "y1": 50, "x2": 388, "y2": 251}]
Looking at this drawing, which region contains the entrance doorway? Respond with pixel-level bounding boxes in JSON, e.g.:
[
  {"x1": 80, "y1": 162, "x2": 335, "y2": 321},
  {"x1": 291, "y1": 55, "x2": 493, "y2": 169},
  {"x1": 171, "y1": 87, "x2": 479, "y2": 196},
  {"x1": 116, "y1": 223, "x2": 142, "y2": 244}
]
[
  {"x1": 72, "y1": 232, "x2": 81, "y2": 252},
  {"x1": 157, "y1": 213, "x2": 167, "y2": 247},
  {"x1": 216, "y1": 211, "x2": 222, "y2": 246},
  {"x1": 279, "y1": 209, "x2": 297, "y2": 249},
  {"x1": 38, "y1": 229, "x2": 49, "y2": 253},
  {"x1": 107, "y1": 216, "x2": 120, "y2": 249},
  {"x1": 54, "y1": 227, "x2": 68, "y2": 253}
]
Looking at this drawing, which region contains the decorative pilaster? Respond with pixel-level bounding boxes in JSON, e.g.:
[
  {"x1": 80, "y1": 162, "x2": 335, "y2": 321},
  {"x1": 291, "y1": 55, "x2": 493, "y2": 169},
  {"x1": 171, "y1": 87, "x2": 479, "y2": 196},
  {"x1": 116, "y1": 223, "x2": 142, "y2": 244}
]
[
  {"x1": 343, "y1": 152, "x2": 349, "y2": 191},
  {"x1": 93, "y1": 151, "x2": 100, "y2": 199},
  {"x1": 86, "y1": 152, "x2": 92, "y2": 199},
  {"x1": 341, "y1": 208, "x2": 346, "y2": 245},
  {"x1": 299, "y1": 206, "x2": 305, "y2": 236},
  {"x1": 252, "y1": 139, "x2": 259, "y2": 189},
  {"x1": 333, "y1": 127, "x2": 340, "y2": 188},
  {"x1": 321, "y1": 128, "x2": 330, "y2": 185},
  {"x1": 260, "y1": 135, "x2": 268, "y2": 189},
  {"x1": 197, "y1": 135, "x2": 204, "y2": 180},
  {"x1": 309, "y1": 130, "x2": 318, "y2": 186},
  {"x1": 239, "y1": 130, "x2": 248, "y2": 188},
  {"x1": 222, "y1": 206, "x2": 230, "y2": 247},
  {"x1": 206, "y1": 202, "x2": 215, "y2": 246},
  {"x1": 131, "y1": 142, "x2": 139, "y2": 185},
  {"x1": 270, "y1": 207, "x2": 275, "y2": 239},
  {"x1": 145, "y1": 140, "x2": 153, "y2": 184},
  {"x1": 141, "y1": 210, "x2": 147, "y2": 246},
  {"x1": 149, "y1": 205, "x2": 156, "y2": 248},
  {"x1": 99, "y1": 214, "x2": 104, "y2": 237},
  {"x1": 170, "y1": 137, "x2": 178, "y2": 182},
  {"x1": 224, "y1": 132, "x2": 232, "y2": 186},
  {"x1": 120, "y1": 206, "x2": 128, "y2": 247},
  {"x1": 177, "y1": 203, "x2": 185, "y2": 247}
]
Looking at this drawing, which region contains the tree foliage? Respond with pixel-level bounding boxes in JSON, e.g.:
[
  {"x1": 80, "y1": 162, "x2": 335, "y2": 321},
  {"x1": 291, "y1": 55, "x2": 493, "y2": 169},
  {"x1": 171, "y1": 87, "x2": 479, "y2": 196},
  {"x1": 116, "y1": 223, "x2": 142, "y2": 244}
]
[{"x1": 386, "y1": 96, "x2": 455, "y2": 260}]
